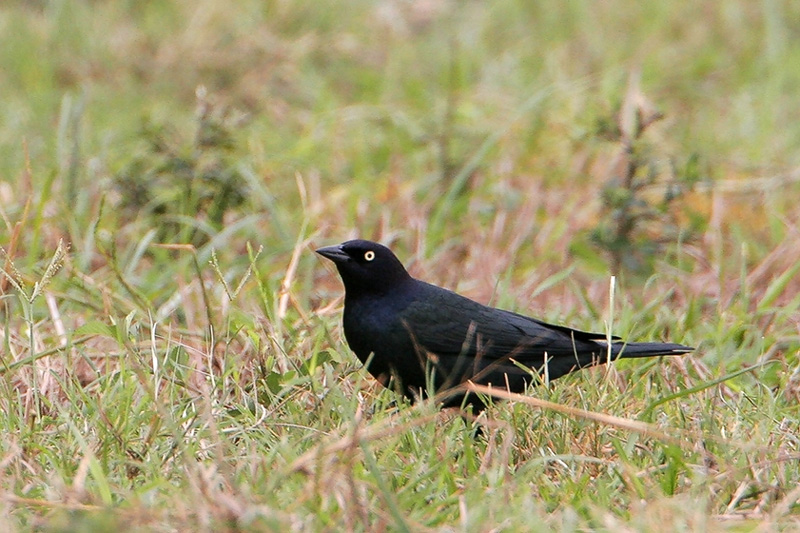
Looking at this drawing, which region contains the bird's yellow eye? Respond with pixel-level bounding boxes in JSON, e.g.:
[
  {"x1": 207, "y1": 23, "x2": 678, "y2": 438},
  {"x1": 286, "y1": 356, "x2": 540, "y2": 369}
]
[{"x1": 364, "y1": 251, "x2": 375, "y2": 261}]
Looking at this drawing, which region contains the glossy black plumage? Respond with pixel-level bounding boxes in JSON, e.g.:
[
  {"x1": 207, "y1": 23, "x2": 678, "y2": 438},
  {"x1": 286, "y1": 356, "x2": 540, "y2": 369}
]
[{"x1": 317, "y1": 239, "x2": 693, "y2": 410}]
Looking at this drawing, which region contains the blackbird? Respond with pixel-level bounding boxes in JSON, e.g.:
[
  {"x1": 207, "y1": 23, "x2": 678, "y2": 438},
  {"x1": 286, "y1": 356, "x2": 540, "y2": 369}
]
[{"x1": 317, "y1": 239, "x2": 692, "y2": 410}]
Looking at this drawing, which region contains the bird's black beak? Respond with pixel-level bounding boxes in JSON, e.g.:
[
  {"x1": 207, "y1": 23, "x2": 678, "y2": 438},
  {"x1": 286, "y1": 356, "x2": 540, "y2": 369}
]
[{"x1": 316, "y1": 244, "x2": 350, "y2": 263}]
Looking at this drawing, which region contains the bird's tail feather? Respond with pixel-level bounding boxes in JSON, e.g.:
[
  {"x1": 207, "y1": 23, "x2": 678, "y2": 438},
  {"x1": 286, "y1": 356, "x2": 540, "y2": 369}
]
[{"x1": 612, "y1": 341, "x2": 693, "y2": 358}]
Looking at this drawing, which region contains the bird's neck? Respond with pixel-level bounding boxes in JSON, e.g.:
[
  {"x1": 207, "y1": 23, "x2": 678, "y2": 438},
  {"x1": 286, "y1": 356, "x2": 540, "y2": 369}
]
[{"x1": 341, "y1": 274, "x2": 414, "y2": 301}]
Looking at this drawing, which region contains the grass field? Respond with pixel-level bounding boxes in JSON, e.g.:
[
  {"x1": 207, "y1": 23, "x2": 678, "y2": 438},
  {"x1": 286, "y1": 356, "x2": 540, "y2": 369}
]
[{"x1": 2, "y1": 1, "x2": 800, "y2": 531}]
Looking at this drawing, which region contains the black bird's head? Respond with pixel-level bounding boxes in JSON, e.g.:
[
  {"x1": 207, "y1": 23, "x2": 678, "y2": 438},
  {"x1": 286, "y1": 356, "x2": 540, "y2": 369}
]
[{"x1": 316, "y1": 240, "x2": 411, "y2": 296}]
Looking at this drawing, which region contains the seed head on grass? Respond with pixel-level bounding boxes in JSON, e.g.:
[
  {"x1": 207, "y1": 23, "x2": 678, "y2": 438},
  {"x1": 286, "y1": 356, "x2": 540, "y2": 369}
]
[{"x1": 0, "y1": 238, "x2": 69, "y2": 304}]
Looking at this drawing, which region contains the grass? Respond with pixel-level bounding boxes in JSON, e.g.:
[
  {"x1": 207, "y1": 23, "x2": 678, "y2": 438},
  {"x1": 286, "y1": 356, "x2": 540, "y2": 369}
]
[{"x1": 2, "y1": 0, "x2": 800, "y2": 530}]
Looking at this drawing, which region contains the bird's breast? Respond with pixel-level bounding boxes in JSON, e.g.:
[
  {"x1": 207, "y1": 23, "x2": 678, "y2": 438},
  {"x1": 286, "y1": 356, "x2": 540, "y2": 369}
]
[{"x1": 342, "y1": 295, "x2": 414, "y2": 362}]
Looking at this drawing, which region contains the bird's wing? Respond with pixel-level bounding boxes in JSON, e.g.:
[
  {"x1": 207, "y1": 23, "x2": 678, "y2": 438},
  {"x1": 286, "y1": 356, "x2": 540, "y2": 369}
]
[{"x1": 403, "y1": 284, "x2": 613, "y2": 361}]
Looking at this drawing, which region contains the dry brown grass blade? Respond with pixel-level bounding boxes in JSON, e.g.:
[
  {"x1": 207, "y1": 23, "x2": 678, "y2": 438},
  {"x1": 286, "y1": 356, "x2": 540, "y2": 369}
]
[
  {"x1": 1, "y1": 493, "x2": 101, "y2": 512},
  {"x1": 279, "y1": 235, "x2": 310, "y2": 320},
  {"x1": 466, "y1": 382, "x2": 683, "y2": 445}
]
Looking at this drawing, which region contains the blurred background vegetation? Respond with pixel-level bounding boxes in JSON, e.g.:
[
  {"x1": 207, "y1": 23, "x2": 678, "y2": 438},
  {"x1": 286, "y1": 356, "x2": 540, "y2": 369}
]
[{"x1": 2, "y1": 1, "x2": 800, "y2": 530}]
